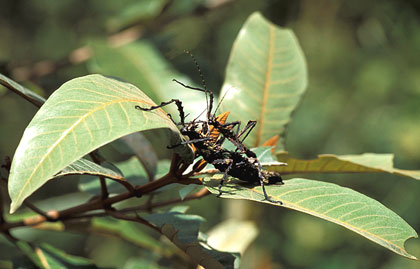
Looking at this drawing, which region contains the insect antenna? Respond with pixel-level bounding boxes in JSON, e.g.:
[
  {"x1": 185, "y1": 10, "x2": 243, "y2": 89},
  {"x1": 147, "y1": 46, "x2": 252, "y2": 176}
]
[
  {"x1": 213, "y1": 86, "x2": 232, "y2": 118},
  {"x1": 184, "y1": 50, "x2": 214, "y2": 119}
]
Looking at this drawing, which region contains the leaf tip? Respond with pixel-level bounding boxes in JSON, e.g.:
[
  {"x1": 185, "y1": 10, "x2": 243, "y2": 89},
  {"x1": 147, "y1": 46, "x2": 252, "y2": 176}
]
[{"x1": 9, "y1": 200, "x2": 20, "y2": 214}]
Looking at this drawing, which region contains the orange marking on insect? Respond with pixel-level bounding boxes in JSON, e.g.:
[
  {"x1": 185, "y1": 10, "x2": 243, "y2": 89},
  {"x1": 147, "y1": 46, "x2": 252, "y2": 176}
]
[
  {"x1": 263, "y1": 134, "x2": 279, "y2": 154},
  {"x1": 209, "y1": 111, "x2": 230, "y2": 140}
]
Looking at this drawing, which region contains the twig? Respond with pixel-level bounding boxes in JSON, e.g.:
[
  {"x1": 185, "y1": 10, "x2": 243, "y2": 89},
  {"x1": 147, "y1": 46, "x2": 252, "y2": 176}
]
[
  {"x1": 106, "y1": 210, "x2": 159, "y2": 232},
  {"x1": 22, "y1": 201, "x2": 57, "y2": 221}
]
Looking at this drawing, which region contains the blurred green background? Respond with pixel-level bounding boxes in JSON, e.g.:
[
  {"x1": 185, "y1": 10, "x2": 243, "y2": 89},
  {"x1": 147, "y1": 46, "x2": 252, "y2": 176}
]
[{"x1": 1, "y1": 0, "x2": 419, "y2": 268}]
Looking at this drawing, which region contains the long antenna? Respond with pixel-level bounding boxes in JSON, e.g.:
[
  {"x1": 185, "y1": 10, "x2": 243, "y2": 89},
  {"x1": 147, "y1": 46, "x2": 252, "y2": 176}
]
[
  {"x1": 213, "y1": 86, "x2": 232, "y2": 117},
  {"x1": 184, "y1": 50, "x2": 213, "y2": 119}
]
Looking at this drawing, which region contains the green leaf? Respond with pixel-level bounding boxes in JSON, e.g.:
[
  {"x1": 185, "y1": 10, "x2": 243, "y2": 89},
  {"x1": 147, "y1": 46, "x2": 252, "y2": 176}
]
[
  {"x1": 8, "y1": 74, "x2": 193, "y2": 213},
  {"x1": 15, "y1": 241, "x2": 45, "y2": 268},
  {"x1": 207, "y1": 219, "x2": 258, "y2": 255},
  {"x1": 15, "y1": 241, "x2": 97, "y2": 268},
  {"x1": 40, "y1": 243, "x2": 97, "y2": 268},
  {"x1": 178, "y1": 184, "x2": 202, "y2": 200},
  {"x1": 0, "y1": 73, "x2": 45, "y2": 107},
  {"x1": 220, "y1": 12, "x2": 307, "y2": 149},
  {"x1": 124, "y1": 258, "x2": 169, "y2": 269},
  {"x1": 273, "y1": 152, "x2": 420, "y2": 180},
  {"x1": 112, "y1": 132, "x2": 158, "y2": 181},
  {"x1": 108, "y1": 0, "x2": 168, "y2": 31},
  {"x1": 203, "y1": 177, "x2": 418, "y2": 260},
  {"x1": 79, "y1": 157, "x2": 147, "y2": 195},
  {"x1": 55, "y1": 158, "x2": 124, "y2": 180},
  {"x1": 145, "y1": 211, "x2": 237, "y2": 268},
  {"x1": 91, "y1": 217, "x2": 168, "y2": 255}
]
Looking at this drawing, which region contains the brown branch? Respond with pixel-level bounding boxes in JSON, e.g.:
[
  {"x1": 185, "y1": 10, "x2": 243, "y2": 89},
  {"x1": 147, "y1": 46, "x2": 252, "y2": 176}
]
[
  {"x1": 106, "y1": 210, "x2": 159, "y2": 233},
  {"x1": 1, "y1": 171, "x2": 179, "y2": 231}
]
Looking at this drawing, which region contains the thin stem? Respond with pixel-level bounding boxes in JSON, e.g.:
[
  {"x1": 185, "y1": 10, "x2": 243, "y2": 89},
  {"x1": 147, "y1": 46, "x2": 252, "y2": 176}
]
[{"x1": 106, "y1": 210, "x2": 160, "y2": 233}]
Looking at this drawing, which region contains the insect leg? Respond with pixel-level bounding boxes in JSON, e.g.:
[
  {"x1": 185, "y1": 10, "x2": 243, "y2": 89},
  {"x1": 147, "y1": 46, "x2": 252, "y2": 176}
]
[
  {"x1": 237, "y1": 120, "x2": 257, "y2": 144},
  {"x1": 167, "y1": 137, "x2": 213, "y2": 149},
  {"x1": 213, "y1": 160, "x2": 233, "y2": 198},
  {"x1": 255, "y1": 160, "x2": 283, "y2": 205},
  {"x1": 135, "y1": 98, "x2": 186, "y2": 125},
  {"x1": 173, "y1": 79, "x2": 214, "y2": 120}
]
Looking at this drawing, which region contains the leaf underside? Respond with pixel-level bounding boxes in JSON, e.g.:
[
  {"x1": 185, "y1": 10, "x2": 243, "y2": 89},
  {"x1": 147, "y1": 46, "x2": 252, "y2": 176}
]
[
  {"x1": 203, "y1": 177, "x2": 418, "y2": 260},
  {"x1": 8, "y1": 74, "x2": 193, "y2": 213},
  {"x1": 55, "y1": 158, "x2": 124, "y2": 181}
]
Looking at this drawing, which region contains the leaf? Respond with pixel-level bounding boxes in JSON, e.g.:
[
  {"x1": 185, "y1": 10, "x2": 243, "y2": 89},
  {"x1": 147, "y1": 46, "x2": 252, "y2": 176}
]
[
  {"x1": 207, "y1": 219, "x2": 258, "y2": 255},
  {"x1": 108, "y1": 0, "x2": 168, "y2": 31},
  {"x1": 112, "y1": 132, "x2": 158, "y2": 181},
  {"x1": 8, "y1": 74, "x2": 193, "y2": 213},
  {"x1": 39, "y1": 243, "x2": 97, "y2": 268},
  {"x1": 91, "y1": 217, "x2": 169, "y2": 255},
  {"x1": 124, "y1": 258, "x2": 168, "y2": 269},
  {"x1": 145, "y1": 211, "x2": 237, "y2": 268},
  {"x1": 55, "y1": 158, "x2": 124, "y2": 181},
  {"x1": 0, "y1": 73, "x2": 45, "y2": 107},
  {"x1": 220, "y1": 12, "x2": 307, "y2": 150},
  {"x1": 79, "y1": 157, "x2": 147, "y2": 195},
  {"x1": 15, "y1": 241, "x2": 97, "y2": 268},
  {"x1": 273, "y1": 152, "x2": 420, "y2": 180},
  {"x1": 203, "y1": 177, "x2": 418, "y2": 260},
  {"x1": 178, "y1": 185, "x2": 202, "y2": 200}
]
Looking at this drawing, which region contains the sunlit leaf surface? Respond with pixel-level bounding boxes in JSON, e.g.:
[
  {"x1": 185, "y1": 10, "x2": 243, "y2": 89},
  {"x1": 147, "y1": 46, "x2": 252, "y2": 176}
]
[
  {"x1": 220, "y1": 12, "x2": 307, "y2": 149},
  {"x1": 272, "y1": 152, "x2": 420, "y2": 180},
  {"x1": 8, "y1": 74, "x2": 193, "y2": 213},
  {"x1": 203, "y1": 177, "x2": 418, "y2": 260}
]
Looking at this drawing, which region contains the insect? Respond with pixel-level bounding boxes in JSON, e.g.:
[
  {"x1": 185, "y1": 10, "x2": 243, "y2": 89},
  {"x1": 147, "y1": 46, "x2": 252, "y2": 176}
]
[{"x1": 135, "y1": 52, "x2": 285, "y2": 204}]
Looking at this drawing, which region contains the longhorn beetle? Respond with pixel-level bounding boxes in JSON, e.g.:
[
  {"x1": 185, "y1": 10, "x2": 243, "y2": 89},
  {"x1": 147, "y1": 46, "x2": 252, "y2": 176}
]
[{"x1": 135, "y1": 52, "x2": 285, "y2": 204}]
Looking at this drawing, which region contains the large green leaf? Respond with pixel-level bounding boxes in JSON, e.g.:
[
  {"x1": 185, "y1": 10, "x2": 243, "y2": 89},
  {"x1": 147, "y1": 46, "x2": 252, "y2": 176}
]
[
  {"x1": 272, "y1": 152, "x2": 420, "y2": 179},
  {"x1": 203, "y1": 177, "x2": 418, "y2": 260},
  {"x1": 8, "y1": 74, "x2": 193, "y2": 213},
  {"x1": 220, "y1": 12, "x2": 307, "y2": 149}
]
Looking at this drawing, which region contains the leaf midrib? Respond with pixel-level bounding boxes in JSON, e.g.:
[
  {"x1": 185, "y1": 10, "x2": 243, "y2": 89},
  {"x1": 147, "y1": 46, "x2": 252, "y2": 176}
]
[
  {"x1": 256, "y1": 25, "x2": 274, "y2": 146},
  {"x1": 14, "y1": 97, "x2": 153, "y2": 202}
]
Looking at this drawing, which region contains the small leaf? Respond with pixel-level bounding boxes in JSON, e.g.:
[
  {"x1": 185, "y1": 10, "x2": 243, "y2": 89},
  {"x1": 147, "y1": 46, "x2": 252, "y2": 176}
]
[
  {"x1": 146, "y1": 211, "x2": 237, "y2": 268},
  {"x1": 16, "y1": 241, "x2": 97, "y2": 268},
  {"x1": 55, "y1": 158, "x2": 124, "y2": 180},
  {"x1": 8, "y1": 74, "x2": 193, "y2": 213},
  {"x1": 0, "y1": 73, "x2": 45, "y2": 107},
  {"x1": 273, "y1": 152, "x2": 420, "y2": 180},
  {"x1": 108, "y1": 0, "x2": 168, "y2": 31},
  {"x1": 39, "y1": 243, "x2": 97, "y2": 267},
  {"x1": 91, "y1": 217, "x2": 167, "y2": 254},
  {"x1": 203, "y1": 177, "x2": 418, "y2": 260},
  {"x1": 178, "y1": 185, "x2": 202, "y2": 200},
  {"x1": 207, "y1": 219, "x2": 258, "y2": 254},
  {"x1": 220, "y1": 12, "x2": 307, "y2": 149}
]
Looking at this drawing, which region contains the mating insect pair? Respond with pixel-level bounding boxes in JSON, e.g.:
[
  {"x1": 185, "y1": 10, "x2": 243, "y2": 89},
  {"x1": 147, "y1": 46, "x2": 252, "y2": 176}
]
[{"x1": 135, "y1": 55, "x2": 285, "y2": 204}]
